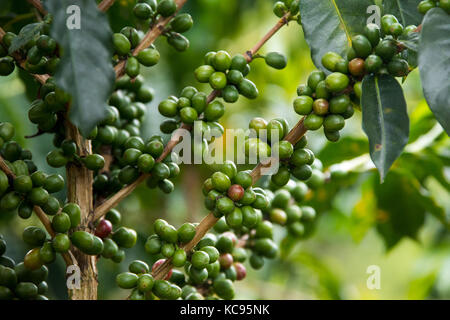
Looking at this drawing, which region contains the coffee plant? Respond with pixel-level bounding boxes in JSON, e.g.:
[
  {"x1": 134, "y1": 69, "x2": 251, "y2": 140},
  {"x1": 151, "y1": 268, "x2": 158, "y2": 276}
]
[{"x1": 0, "y1": 0, "x2": 448, "y2": 300}]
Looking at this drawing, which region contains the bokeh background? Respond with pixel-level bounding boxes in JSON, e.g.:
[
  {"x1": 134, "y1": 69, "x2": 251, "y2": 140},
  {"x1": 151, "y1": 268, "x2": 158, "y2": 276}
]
[{"x1": 0, "y1": 0, "x2": 449, "y2": 300}]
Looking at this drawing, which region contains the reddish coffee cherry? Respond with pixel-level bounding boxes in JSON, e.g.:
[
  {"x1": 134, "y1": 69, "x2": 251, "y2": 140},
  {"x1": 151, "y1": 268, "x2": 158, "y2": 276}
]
[
  {"x1": 348, "y1": 58, "x2": 365, "y2": 76},
  {"x1": 227, "y1": 184, "x2": 245, "y2": 202},
  {"x1": 95, "y1": 219, "x2": 113, "y2": 238},
  {"x1": 219, "y1": 253, "x2": 234, "y2": 269},
  {"x1": 234, "y1": 262, "x2": 247, "y2": 281},
  {"x1": 152, "y1": 259, "x2": 172, "y2": 280}
]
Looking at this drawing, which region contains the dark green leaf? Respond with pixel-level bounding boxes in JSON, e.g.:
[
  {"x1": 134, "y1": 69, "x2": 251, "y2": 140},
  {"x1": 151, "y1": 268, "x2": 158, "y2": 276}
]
[
  {"x1": 361, "y1": 74, "x2": 409, "y2": 182},
  {"x1": 374, "y1": 170, "x2": 426, "y2": 249},
  {"x1": 299, "y1": 0, "x2": 375, "y2": 71},
  {"x1": 45, "y1": 0, "x2": 115, "y2": 135},
  {"x1": 418, "y1": 8, "x2": 450, "y2": 135},
  {"x1": 8, "y1": 22, "x2": 45, "y2": 54},
  {"x1": 383, "y1": 0, "x2": 423, "y2": 26},
  {"x1": 398, "y1": 31, "x2": 419, "y2": 52}
]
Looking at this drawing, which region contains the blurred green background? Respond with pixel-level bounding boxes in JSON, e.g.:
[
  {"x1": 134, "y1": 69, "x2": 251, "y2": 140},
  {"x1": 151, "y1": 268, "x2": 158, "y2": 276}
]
[{"x1": 0, "y1": 0, "x2": 449, "y2": 300}]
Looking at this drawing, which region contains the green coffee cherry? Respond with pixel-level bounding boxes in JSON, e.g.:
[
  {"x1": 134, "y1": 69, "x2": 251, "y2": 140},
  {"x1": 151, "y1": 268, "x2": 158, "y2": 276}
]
[
  {"x1": 112, "y1": 227, "x2": 137, "y2": 248},
  {"x1": 307, "y1": 70, "x2": 325, "y2": 91},
  {"x1": 365, "y1": 54, "x2": 383, "y2": 73},
  {"x1": 265, "y1": 52, "x2": 287, "y2": 69},
  {"x1": 230, "y1": 54, "x2": 248, "y2": 72},
  {"x1": 364, "y1": 23, "x2": 381, "y2": 47},
  {"x1": 0, "y1": 57, "x2": 15, "y2": 76},
  {"x1": 133, "y1": 3, "x2": 153, "y2": 20},
  {"x1": 195, "y1": 65, "x2": 215, "y2": 83},
  {"x1": 113, "y1": 33, "x2": 131, "y2": 56},
  {"x1": 238, "y1": 79, "x2": 258, "y2": 99},
  {"x1": 304, "y1": 114, "x2": 323, "y2": 130},
  {"x1": 83, "y1": 154, "x2": 105, "y2": 171},
  {"x1": 116, "y1": 272, "x2": 139, "y2": 289},
  {"x1": 321, "y1": 52, "x2": 344, "y2": 72},
  {"x1": 171, "y1": 13, "x2": 193, "y2": 33},
  {"x1": 325, "y1": 72, "x2": 349, "y2": 93},
  {"x1": 418, "y1": 0, "x2": 436, "y2": 14},
  {"x1": 157, "y1": 0, "x2": 176, "y2": 17},
  {"x1": 52, "y1": 212, "x2": 71, "y2": 233},
  {"x1": 136, "y1": 48, "x2": 160, "y2": 67},
  {"x1": 209, "y1": 72, "x2": 227, "y2": 89},
  {"x1": 329, "y1": 94, "x2": 351, "y2": 114},
  {"x1": 167, "y1": 33, "x2": 189, "y2": 52},
  {"x1": 62, "y1": 203, "x2": 81, "y2": 228},
  {"x1": 381, "y1": 14, "x2": 399, "y2": 35},
  {"x1": 352, "y1": 35, "x2": 372, "y2": 58},
  {"x1": 387, "y1": 58, "x2": 409, "y2": 77}
]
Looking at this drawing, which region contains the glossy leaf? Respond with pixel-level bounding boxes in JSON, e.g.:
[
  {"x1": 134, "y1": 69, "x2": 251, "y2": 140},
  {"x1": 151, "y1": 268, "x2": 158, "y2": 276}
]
[
  {"x1": 383, "y1": 0, "x2": 423, "y2": 26},
  {"x1": 8, "y1": 22, "x2": 45, "y2": 54},
  {"x1": 45, "y1": 0, "x2": 115, "y2": 135},
  {"x1": 418, "y1": 8, "x2": 450, "y2": 135},
  {"x1": 398, "y1": 31, "x2": 419, "y2": 52},
  {"x1": 374, "y1": 170, "x2": 441, "y2": 249},
  {"x1": 299, "y1": 0, "x2": 375, "y2": 71},
  {"x1": 361, "y1": 74, "x2": 409, "y2": 182}
]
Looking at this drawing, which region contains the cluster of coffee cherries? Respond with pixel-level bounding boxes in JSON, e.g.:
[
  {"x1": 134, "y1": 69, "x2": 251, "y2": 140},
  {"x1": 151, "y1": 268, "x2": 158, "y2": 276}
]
[
  {"x1": 202, "y1": 161, "x2": 270, "y2": 221},
  {"x1": 245, "y1": 117, "x2": 290, "y2": 161},
  {"x1": 175, "y1": 220, "x2": 278, "y2": 299},
  {"x1": 269, "y1": 136, "x2": 318, "y2": 185},
  {"x1": 158, "y1": 85, "x2": 223, "y2": 129},
  {"x1": 117, "y1": 219, "x2": 197, "y2": 300},
  {"x1": 113, "y1": 0, "x2": 193, "y2": 77},
  {"x1": 0, "y1": 123, "x2": 69, "y2": 219},
  {"x1": 0, "y1": 14, "x2": 59, "y2": 77},
  {"x1": 116, "y1": 259, "x2": 167, "y2": 300},
  {"x1": 273, "y1": 0, "x2": 301, "y2": 20},
  {"x1": 263, "y1": 179, "x2": 317, "y2": 238},
  {"x1": 293, "y1": 68, "x2": 353, "y2": 141},
  {"x1": 144, "y1": 219, "x2": 195, "y2": 263},
  {"x1": 22, "y1": 207, "x2": 135, "y2": 268},
  {"x1": 344, "y1": 15, "x2": 414, "y2": 78},
  {"x1": 27, "y1": 78, "x2": 71, "y2": 138},
  {"x1": 418, "y1": 0, "x2": 450, "y2": 14},
  {"x1": 195, "y1": 51, "x2": 259, "y2": 100},
  {"x1": 0, "y1": 235, "x2": 50, "y2": 300}
]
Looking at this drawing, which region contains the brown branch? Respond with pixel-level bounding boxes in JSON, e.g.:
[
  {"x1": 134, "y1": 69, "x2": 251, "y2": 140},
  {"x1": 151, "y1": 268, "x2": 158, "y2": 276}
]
[
  {"x1": 65, "y1": 121, "x2": 98, "y2": 299},
  {"x1": 114, "y1": 0, "x2": 189, "y2": 79},
  {"x1": 92, "y1": 174, "x2": 148, "y2": 221},
  {"x1": 27, "y1": 0, "x2": 46, "y2": 15},
  {"x1": 95, "y1": 14, "x2": 292, "y2": 221},
  {"x1": 98, "y1": 0, "x2": 116, "y2": 12},
  {"x1": 245, "y1": 13, "x2": 291, "y2": 62}
]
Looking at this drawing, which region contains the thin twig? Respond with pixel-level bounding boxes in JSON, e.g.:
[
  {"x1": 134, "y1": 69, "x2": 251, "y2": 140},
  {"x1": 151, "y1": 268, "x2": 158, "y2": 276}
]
[
  {"x1": 114, "y1": 0, "x2": 189, "y2": 78},
  {"x1": 27, "y1": 0, "x2": 46, "y2": 16},
  {"x1": 98, "y1": 0, "x2": 116, "y2": 12}
]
